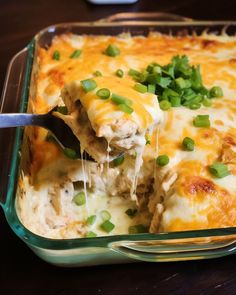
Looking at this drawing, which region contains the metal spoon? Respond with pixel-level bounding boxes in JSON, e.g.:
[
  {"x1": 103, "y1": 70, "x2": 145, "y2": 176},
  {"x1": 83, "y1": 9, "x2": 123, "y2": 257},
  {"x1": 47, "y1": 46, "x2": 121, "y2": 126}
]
[{"x1": 0, "y1": 111, "x2": 87, "y2": 159}]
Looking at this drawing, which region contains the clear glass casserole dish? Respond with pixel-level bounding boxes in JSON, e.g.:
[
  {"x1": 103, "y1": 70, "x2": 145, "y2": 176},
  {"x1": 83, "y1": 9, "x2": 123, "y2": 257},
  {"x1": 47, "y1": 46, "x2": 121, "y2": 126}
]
[{"x1": 2, "y1": 13, "x2": 236, "y2": 267}]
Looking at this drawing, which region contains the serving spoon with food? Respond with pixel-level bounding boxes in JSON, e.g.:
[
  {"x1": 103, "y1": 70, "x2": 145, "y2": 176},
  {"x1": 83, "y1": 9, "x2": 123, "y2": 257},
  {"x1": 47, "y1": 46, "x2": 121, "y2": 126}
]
[
  {"x1": 0, "y1": 110, "x2": 87, "y2": 159},
  {"x1": 0, "y1": 110, "x2": 124, "y2": 162}
]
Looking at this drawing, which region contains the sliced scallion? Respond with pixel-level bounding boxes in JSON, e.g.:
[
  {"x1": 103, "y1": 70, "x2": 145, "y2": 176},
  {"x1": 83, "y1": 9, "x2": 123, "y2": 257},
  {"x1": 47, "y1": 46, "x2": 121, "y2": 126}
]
[
  {"x1": 104, "y1": 44, "x2": 120, "y2": 57},
  {"x1": 81, "y1": 79, "x2": 97, "y2": 92},
  {"x1": 134, "y1": 83, "x2": 147, "y2": 93},
  {"x1": 70, "y1": 49, "x2": 82, "y2": 58},
  {"x1": 116, "y1": 69, "x2": 124, "y2": 78},
  {"x1": 182, "y1": 137, "x2": 195, "y2": 151},
  {"x1": 52, "y1": 50, "x2": 60, "y2": 61},
  {"x1": 100, "y1": 210, "x2": 111, "y2": 221},
  {"x1": 193, "y1": 115, "x2": 210, "y2": 128},
  {"x1": 73, "y1": 191, "x2": 86, "y2": 206},
  {"x1": 100, "y1": 220, "x2": 115, "y2": 233},
  {"x1": 86, "y1": 215, "x2": 96, "y2": 225},
  {"x1": 156, "y1": 155, "x2": 169, "y2": 167},
  {"x1": 209, "y1": 162, "x2": 230, "y2": 178},
  {"x1": 96, "y1": 88, "x2": 110, "y2": 100}
]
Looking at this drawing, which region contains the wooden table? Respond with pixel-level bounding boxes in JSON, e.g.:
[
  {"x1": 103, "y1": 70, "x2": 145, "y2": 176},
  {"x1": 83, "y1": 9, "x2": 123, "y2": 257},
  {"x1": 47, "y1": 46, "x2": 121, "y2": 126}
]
[{"x1": 1, "y1": 0, "x2": 236, "y2": 294}]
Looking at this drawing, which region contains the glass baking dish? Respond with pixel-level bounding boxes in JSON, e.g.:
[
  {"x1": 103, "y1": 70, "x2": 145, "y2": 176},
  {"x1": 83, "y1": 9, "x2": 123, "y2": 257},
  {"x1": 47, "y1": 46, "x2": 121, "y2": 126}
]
[{"x1": 1, "y1": 12, "x2": 236, "y2": 267}]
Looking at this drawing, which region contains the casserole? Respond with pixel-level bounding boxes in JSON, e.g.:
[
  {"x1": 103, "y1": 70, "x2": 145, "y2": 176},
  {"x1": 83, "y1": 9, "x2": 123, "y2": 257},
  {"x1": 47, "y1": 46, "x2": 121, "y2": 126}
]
[{"x1": 2, "y1": 12, "x2": 236, "y2": 266}]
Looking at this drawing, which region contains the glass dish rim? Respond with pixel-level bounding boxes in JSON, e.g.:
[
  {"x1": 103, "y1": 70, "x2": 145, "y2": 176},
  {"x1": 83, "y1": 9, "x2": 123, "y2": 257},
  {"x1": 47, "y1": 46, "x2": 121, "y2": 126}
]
[{"x1": 3, "y1": 20, "x2": 236, "y2": 251}]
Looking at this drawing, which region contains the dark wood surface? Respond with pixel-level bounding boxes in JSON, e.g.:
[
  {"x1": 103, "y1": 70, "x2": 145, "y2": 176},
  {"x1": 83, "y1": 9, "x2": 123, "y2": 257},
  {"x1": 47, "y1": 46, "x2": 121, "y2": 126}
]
[{"x1": 1, "y1": 0, "x2": 236, "y2": 294}]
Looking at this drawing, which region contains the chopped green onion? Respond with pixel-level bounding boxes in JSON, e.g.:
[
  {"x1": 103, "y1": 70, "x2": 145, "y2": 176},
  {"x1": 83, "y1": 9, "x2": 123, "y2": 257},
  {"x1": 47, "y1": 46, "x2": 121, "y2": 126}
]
[
  {"x1": 128, "y1": 68, "x2": 142, "y2": 79},
  {"x1": 96, "y1": 88, "x2": 110, "y2": 100},
  {"x1": 118, "y1": 104, "x2": 134, "y2": 114},
  {"x1": 100, "y1": 210, "x2": 111, "y2": 221},
  {"x1": 100, "y1": 220, "x2": 115, "y2": 233},
  {"x1": 182, "y1": 137, "x2": 195, "y2": 151},
  {"x1": 209, "y1": 162, "x2": 230, "y2": 178},
  {"x1": 86, "y1": 215, "x2": 96, "y2": 225},
  {"x1": 146, "y1": 73, "x2": 158, "y2": 84},
  {"x1": 70, "y1": 49, "x2": 82, "y2": 58},
  {"x1": 73, "y1": 191, "x2": 86, "y2": 206},
  {"x1": 113, "y1": 155, "x2": 124, "y2": 166},
  {"x1": 202, "y1": 98, "x2": 212, "y2": 107},
  {"x1": 116, "y1": 69, "x2": 124, "y2": 78},
  {"x1": 170, "y1": 96, "x2": 181, "y2": 107},
  {"x1": 175, "y1": 77, "x2": 191, "y2": 89},
  {"x1": 125, "y1": 208, "x2": 137, "y2": 218},
  {"x1": 156, "y1": 155, "x2": 169, "y2": 166},
  {"x1": 134, "y1": 83, "x2": 147, "y2": 93},
  {"x1": 86, "y1": 231, "x2": 97, "y2": 238},
  {"x1": 145, "y1": 134, "x2": 151, "y2": 145},
  {"x1": 111, "y1": 93, "x2": 132, "y2": 106},
  {"x1": 63, "y1": 148, "x2": 78, "y2": 159},
  {"x1": 81, "y1": 79, "x2": 97, "y2": 92},
  {"x1": 209, "y1": 86, "x2": 223, "y2": 98},
  {"x1": 189, "y1": 102, "x2": 201, "y2": 110},
  {"x1": 156, "y1": 76, "x2": 171, "y2": 88},
  {"x1": 193, "y1": 115, "x2": 210, "y2": 128},
  {"x1": 159, "y1": 100, "x2": 171, "y2": 111},
  {"x1": 128, "y1": 224, "x2": 148, "y2": 234},
  {"x1": 94, "y1": 70, "x2": 102, "y2": 77},
  {"x1": 104, "y1": 44, "x2": 120, "y2": 57},
  {"x1": 56, "y1": 106, "x2": 68, "y2": 115},
  {"x1": 147, "y1": 84, "x2": 156, "y2": 94},
  {"x1": 52, "y1": 50, "x2": 60, "y2": 61}
]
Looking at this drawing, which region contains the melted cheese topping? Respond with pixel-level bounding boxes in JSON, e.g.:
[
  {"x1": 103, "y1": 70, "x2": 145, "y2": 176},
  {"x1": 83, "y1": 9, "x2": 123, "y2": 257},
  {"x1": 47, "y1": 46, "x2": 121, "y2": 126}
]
[{"x1": 17, "y1": 32, "x2": 236, "y2": 238}]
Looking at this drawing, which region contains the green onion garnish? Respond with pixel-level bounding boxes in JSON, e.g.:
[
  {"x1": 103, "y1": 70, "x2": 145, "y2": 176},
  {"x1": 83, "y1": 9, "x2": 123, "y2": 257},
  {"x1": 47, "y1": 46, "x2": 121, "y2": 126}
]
[
  {"x1": 125, "y1": 208, "x2": 137, "y2": 218},
  {"x1": 156, "y1": 155, "x2": 169, "y2": 166},
  {"x1": 104, "y1": 44, "x2": 120, "y2": 57},
  {"x1": 100, "y1": 220, "x2": 115, "y2": 233},
  {"x1": 70, "y1": 49, "x2": 82, "y2": 59},
  {"x1": 134, "y1": 83, "x2": 147, "y2": 93},
  {"x1": 86, "y1": 231, "x2": 97, "y2": 238},
  {"x1": 147, "y1": 84, "x2": 156, "y2": 94},
  {"x1": 94, "y1": 70, "x2": 102, "y2": 77},
  {"x1": 96, "y1": 88, "x2": 110, "y2": 100},
  {"x1": 189, "y1": 102, "x2": 201, "y2": 110},
  {"x1": 209, "y1": 162, "x2": 230, "y2": 178},
  {"x1": 52, "y1": 50, "x2": 60, "y2": 61},
  {"x1": 127, "y1": 55, "x2": 222, "y2": 110},
  {"x1": 73, "y1": 191, "x2": 86, "y2": 206},
  {"x1": 118, "y1": 104, "x2": 134, "y2": 114},
  {"x1": 113, "y1": 155, "x2": 124, "y2": 166},
  {"x1": 81, "y1": 79, "x2": 97, "y2": 92},
  {"x1": 145, "y1": 134, "x2": 151, "y2": 145},
  {"x1": 159, "y1": 100, "x2": 171, "y2": 111},
  {"x1": 170, "y1": 96, "x2": 181, "y2": 107},
  {"x1": 209, "y1": 86, "x2": 223, "y2": 98},
  {"x1": 202, "y1": 98, "x2": 212, "y2": 107},
  {"x1": 182, "y1": 137, "x2": 195, "y2": 151},
  {"x1": 56, "y1": 106, "x2": 68, "y2": 115},
  {"x1": 193, "y1": 115, "x2": 210, "y2": 128},
  {"x1": 111, "y1": 93, "x2": 132, "y2": 106},
  {"x1": 128, "y1": 224, "x2": 148, "y2": 234},
  {"x1": 86, "y1": 215, "x2": 96, "y2": 225},
  {"x1": 116, "y1": 69, "x2": 124, "y2": 78},
  {"x1": 100, "y1": 210, "x2": 111, "y2": 221},
  {"x1": 63, "y1": 148, "x2": 79, "y2": 159}
]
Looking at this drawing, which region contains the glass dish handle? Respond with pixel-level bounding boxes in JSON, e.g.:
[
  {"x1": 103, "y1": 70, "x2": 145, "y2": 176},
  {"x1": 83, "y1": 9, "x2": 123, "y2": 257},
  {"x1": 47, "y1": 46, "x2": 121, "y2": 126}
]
[
  {"x1": 0, "y1": 47, "x2": 30, "y2": 207},
  {"x1": 98, "y1": 12, "x2": 193, "y2": 23},
  {"x1": 109, "y1": 237, "x2": 236, "y2": 262}
]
